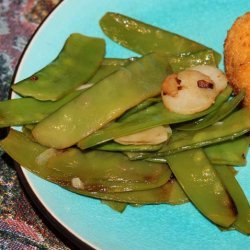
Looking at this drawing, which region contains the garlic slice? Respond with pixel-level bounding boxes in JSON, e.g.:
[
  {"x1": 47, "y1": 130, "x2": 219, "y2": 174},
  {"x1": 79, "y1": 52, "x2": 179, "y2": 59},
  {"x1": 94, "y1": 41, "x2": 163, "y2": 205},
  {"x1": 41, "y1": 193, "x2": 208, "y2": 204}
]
[
  {"x1": 161, "y1": 65, "x2": 227, "y2": 115},
  {"x1": 190, "y1": 65, "x2": 227, "y2": 92},
  {"x1": 114, "y1": 125, "x2": 172, "y2": 145},
  {"x1": 35, "y1": 148, "x2": 60, "y2": 166},
  {"x1": 71, "y1": 177, "x2": 84, "y2": 189}
]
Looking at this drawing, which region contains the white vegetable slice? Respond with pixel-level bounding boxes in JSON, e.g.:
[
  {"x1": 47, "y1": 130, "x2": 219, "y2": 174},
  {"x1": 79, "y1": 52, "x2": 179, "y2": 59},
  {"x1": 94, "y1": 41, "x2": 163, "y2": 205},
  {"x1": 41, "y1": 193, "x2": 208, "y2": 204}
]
[
  {"x1": 161, "y1": 65, "x2": 227, "y2": 115},
  {"x1": 75, "y1": 83, "x2": 93, "y2": 90},
  {"x1": 114, "y1": 125, "x2": 172, "y2": 145},
  {"x1": 71, "y1": 177, "x2": 84, "y2": 189},
  {"x1": 190, "y1": 65, "x2": 228, "y2": 92},
  {"x1": 35, "y1": 148, "x2": 60, "y2": 166}
]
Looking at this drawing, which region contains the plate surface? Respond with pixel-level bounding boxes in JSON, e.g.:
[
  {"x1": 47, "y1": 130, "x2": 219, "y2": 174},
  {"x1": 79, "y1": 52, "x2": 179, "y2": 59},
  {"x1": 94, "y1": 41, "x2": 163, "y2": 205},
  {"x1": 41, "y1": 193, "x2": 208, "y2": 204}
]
[{"x1": 14, "y1": 0, "x2": 250, "y2": 249}]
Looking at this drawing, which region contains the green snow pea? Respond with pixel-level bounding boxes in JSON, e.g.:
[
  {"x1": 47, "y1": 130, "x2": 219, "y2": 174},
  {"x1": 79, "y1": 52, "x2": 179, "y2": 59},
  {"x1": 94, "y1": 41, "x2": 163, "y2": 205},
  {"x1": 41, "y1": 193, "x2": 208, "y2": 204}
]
[
  {"x1": 135, "y1": 136, "x2": 250, "y2": 166},
  {"x1": 177, "y1": 89, "x2": 245, "y2": 131},
  {"x1": 0, "y1": 129, "x2": 187, "y2": 205},
  {"x1": 156, "y1": 108, "x2": 250, "y2": 156},
  {"x1": 0, "y1": 57, "x2": 130, "y2": 128},
  {"x1": 78, "y1": 86, "x2": 232, "y2": 150},
  {"x1": 166, "y1": 149, "x2": 236, "y2": 228},
  {"x1": 102, "y1": 58, "x2": 136, "y2": 65},
  {"x1": 67, "y1": 176, "x2": 188, "y2": 205},
  {"x1": 124, "y1": 151, "x2": 168, "y2": 162},
  {"x1": 101, "y1": 200, "x2": 127, "y2": 213},
  {"x1": 205, "y1": 136, "x2": 250, "y2": 166},
  {"x1": 22, "y1": 126, "x2": 36, "y2": 141},
  {"x1": 117, "y1": 97, "x2": 162, "y2": 122},
  {"x1": 100, "y1": 12, "x2": 221, "y2": 64},
  {"x1": 33, "y1": 53, "x2": 171, "y2": 149},
  {"x1": 97, "y1": 141, "x2": 163, "y2": 152},
  {"x1": 168, "y1": 49, "x2": 216, "y2": 72},
  {"x1": 165, "y1": 178, "x2": 189, "y2": 205},
  {"x1": 1, "y1": 130, "x2": 188, "y2": 205},
  {"x1": 0, "y1": 129, "x2": 171, "y2": 193},
  {"x1": 99, "y1": 135, "x2": 249, "y2": 161},
  {"x1": 127, "y1": 108, "x2": 250, "y2": 161},
  {"x1": 24, "y1": 124, "x2": 35, "y2": 130},
  {"x1": 46, "y1": 149, "x2": 171, "y2": 192},
  {"x1": 88, "y1": 58, "x2": 130, "y2": 84},
  {"x1": 0, "y1": 89, "x2": 85, "y2": 127},
  {"x1": 12, "y1": 33, "x2": 105, "y2": 101},
  {"x1": 0, "y1": 129, "x2": 62, "y2": 181},
  {"x1": 228, "y1": 166, "x2": 238, "y2": 177},
  {"x1": 215, "y1": 165, "x2": 250, "y2": 235}
]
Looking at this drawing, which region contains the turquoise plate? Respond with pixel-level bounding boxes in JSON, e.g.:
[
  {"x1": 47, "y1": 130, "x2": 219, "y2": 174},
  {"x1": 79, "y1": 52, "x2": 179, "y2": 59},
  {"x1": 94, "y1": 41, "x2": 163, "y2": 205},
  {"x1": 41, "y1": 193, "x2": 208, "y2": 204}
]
[{"x1": 14, "y1": 0, "x2": 250, "y2": 249}]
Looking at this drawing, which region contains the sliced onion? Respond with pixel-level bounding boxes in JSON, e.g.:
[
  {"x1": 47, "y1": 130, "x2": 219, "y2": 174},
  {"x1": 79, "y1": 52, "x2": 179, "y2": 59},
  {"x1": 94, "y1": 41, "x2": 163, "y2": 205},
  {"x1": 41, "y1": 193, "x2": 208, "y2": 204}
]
[
  {"x1": 35, "y1": 148, "x2": 60, "y2": 166},
  {"x1": 71, "y1": 177, "x2": 84, "y2": 189},
  {"x1": 114, "y1": 125, "x2": 172, "y2": 145},
  {"x1": 75, "y1": 83, "x2": 93, "y2": 90}
]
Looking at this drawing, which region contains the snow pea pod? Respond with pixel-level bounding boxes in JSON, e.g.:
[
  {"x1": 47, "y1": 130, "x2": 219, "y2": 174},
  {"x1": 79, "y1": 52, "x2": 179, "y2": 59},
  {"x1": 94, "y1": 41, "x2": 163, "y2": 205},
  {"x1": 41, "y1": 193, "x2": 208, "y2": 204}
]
[
  {"x1": 139, "y1": 136, "x2": 249, "y2": 166},
  {"x1": 24, "y1": 124, "x2": 35, "y2": 130},
  {"x1": 132, "y1": 153, "x2": 168, "y2": 163},
  {"x1": 33, "y1": 53, "x2": 171, "y2": 149},
  {"x1": 205, "y1": 136, "x2": 249, "y2": 166},
  {"x1": 97, "y1": 141, "x2": 163, "y2": 152},
  {"x1": 0, "y1": 57, "x2": 130, "y2": 128},
  {"x1": 177, "y1": 89, "x2": 245, "y2": 131},
  {"x1": 0, "y1": 89, "x2": 85, "y2": 128},
  {"x1": 1, "y1": 130, "x2": 187, "y2": 205},
  {"x1": 100, "y1": 12, "x2": 221, "y2": 64},
  {"x1": 166, "y1": 149, "x2": 236, "y2": 228},
  {"x1": 88, "y1": 58, "x2": 130, "y2": 84},
  {"x1": 0, "y1": 129, "x2": 171, "y2": 193},
  {"x1": 129, "y1": 108, "x2": 250, "y2": 161},
  {"x1": 101, "y1": 200, "x2": 127, "y2": 213},
  {"x1": 46, "y1": 149, "x2": 171, "y2": 192},
  {"x1": 4, "y1": 129, "x2": 185, "y2": 204},
  {"x1": 215, "y1": 165, "x2": 250, "y2": 235},
  {"x1": 12, "y1": 33, "x2": 105, "y2": 101},
  {"x1": 169, "y1": 49, "x2": 216, "y2": 73},
  {"x1": 124, "y1": 151, "x2": 153, "y2": 161},
  {"x1": 22, "y1": 126, "x2": 36, "y2": 141},
  {"x1": 165, "y1": 178, "x2": 189, "y2": 205},
  {"x1": 157, "y1": 108, "x2": 250, "y2": 156},
  {"x1": 0, "y1": 129, "x2": 61, "y2": 181},
  {"x1": 78, "y1": 86, "x2": 232, "y2": 150},
  {"x1": 67, "y1": 176, "x2": 188, "y2": 205},
  {"x1": 118, "y1": 97, "x2": 161, "y2": 122}
]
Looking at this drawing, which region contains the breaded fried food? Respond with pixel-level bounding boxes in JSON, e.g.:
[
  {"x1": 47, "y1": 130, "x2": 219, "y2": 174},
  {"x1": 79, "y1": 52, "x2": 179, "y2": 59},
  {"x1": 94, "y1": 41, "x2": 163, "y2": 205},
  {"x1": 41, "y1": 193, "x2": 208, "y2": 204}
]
[{"x1": 224, "y1": 12, "x2": 250, "y2": 107}]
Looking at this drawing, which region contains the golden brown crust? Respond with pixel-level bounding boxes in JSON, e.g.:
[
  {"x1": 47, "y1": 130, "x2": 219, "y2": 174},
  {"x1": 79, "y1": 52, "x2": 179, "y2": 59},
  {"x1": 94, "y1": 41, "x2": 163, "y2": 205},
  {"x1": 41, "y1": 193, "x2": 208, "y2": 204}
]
[
  {"x1": 233, "y1": 63, "x2": 250, "y2": 107},
  {"x1": 224, "y1": 12, "x2": 250, "y2": 107}
]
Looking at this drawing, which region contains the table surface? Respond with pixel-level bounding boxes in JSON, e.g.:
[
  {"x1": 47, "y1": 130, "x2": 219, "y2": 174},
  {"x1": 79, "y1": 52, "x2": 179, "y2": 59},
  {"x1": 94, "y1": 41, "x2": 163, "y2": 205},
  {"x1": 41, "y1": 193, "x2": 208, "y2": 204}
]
[{"x1": 0, "y1": 1, "x2": 72, "y2": 249}]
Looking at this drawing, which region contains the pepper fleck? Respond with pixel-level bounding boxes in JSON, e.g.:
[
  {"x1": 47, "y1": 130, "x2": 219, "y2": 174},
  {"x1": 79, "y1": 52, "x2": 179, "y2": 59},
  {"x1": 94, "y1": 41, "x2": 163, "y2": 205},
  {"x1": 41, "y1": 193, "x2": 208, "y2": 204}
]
[
  {"x1": 175, "y1": 77, "x2": 181, "y2": 85},
  {"x1": 30, "y1": 75, "x2": 38, "y2": 81},
  {"x1": 197, "y1": 80, "x2": 214, "y2": 89},
  {"x1": 167, "y1": 173, "x2": 175, "y2": 184}
]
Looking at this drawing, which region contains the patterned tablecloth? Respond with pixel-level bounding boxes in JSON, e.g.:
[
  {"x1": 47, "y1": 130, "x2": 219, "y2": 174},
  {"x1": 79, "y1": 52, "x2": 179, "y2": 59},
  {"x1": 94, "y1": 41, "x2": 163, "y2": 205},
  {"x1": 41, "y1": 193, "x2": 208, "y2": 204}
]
[{"x1": 0, "y1": 1, "x2": 71, "y2": 249}]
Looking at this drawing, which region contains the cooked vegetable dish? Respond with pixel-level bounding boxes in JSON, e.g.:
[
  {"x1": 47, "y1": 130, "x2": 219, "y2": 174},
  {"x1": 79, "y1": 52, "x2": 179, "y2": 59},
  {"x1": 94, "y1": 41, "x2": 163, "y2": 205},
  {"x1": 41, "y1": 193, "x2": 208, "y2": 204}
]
[{"x1": 0, "y1": 12, "x2": 249, "y2": 235}]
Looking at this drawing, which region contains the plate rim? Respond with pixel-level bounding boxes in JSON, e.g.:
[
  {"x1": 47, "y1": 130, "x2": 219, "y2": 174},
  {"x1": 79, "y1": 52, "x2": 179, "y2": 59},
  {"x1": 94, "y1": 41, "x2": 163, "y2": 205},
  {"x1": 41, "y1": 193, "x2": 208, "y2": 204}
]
[
  {"x1": 16, "y1": 163, "x2": 95, "y2": 250},
  {"x1": 10, "y1": 0, "x2": 96, "y2": 248}
]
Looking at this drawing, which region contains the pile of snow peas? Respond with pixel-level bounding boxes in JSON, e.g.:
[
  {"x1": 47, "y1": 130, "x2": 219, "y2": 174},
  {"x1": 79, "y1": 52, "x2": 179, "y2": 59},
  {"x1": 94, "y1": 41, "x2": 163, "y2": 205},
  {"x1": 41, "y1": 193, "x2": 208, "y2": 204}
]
[{"x1": 0, "y1": 12, "x2": 250, "y2": 234}]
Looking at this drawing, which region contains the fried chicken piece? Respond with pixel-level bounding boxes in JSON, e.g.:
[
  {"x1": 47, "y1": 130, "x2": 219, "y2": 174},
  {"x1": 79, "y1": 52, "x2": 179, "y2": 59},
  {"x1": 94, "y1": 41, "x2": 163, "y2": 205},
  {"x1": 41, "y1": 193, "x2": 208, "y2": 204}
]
[{"x1": 224, "y1": 12, "x2": 250, "y2": 107}]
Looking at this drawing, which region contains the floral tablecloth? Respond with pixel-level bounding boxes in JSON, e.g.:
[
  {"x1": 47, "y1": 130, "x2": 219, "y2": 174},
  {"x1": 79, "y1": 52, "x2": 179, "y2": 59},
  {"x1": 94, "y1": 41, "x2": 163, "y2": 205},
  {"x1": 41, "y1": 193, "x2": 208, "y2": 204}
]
[{"x1": 0, "y1": 1, "x2": 71, "y2": 249}]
